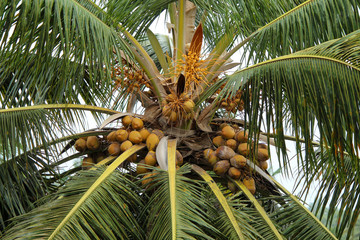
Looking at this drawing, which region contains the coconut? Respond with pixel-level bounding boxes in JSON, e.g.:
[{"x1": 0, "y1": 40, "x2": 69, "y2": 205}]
[
  {"x1": 146, "y1": 133, "x2": 160, "y2": 151},
  {"x1": 162, "y1": 105, "x2": 171, "y2": 117},
  {"x1": 176, "y1": 150, "x2": 183, "y2": 166},
  {"x1": 141, "y1": 172, "x2": 157, "y2": 186},
  {"x1": 106, "y1": 131, "x2": 117, "y2": 142},
  {"x1": 237, "y1": 143, "x2": 250, "y2": 156},
  {"x1": 145, "y1": 151, "x2": 157, "y2": 166},
  {"x1": 183, "y1": 100, "x2": 195, "y2": 113},
  {"x1": 136, "y1": 160, "x2": 149, "y2": 174},
  {"x1": 221, "y1": 125, "x2": 235, "y2": 139},
  {"x1": 115, "y1": 129, "x2": 128, "y2": 143},
  {"x1": 212, "y1": 136, "x2": 225, "y2": 147},
  {"x1": 227, "y1": 181, "x2": 238, "y2": 193},
  {"x1": 228, "y1": 167, "x2": 241, "y2": 179},
  {"x1": 128, "y1": 154, "x2": 137, "y2": 162},
  {"x1": 108, "y1": 142, "x2": 121, "y2": 156},
  {"x1": 122, "y1": 115, "x2": 133, "y2": 127},
  {"x1": 131, "y1": 118, "x2": 144, "y2": 130},
  {"x1": 139, "y1": 128, "x2": 151, "y2": 141},
  {"x1": 257, "y1": 148, "x2": 269, "y2": 161},
  {"x1": 152, "y1": 129, "x2": 164, "y2": 139},
  {"x1": 203, "y1": 148, "x2": 214, "y2": 160},
  {"x1": 82, "y1": 157, "x2": 95, "y2": 170},
  {"x1": 235, "y1": 130, "x2": 248, "y2": 143},
  {"x1": 86, "y1": 136, "x2": 100, "y2": 150},
  {"x1": 213, "y1": 160, "x2": 230, "y2": 175},
  {"x1": 243, "y1": 176, "x2": 256, "y2": 194},
  {"x1": 225, "y1": 139, "x2": 237, "y2": 151},
  {"x1": 208, "y1": 152, "x2": 219, "y2": 166},
  {"x1": 120, "y1": 140, "x2": 133, "y2": 152},
  {"x1": 230, "y1": 154, "x2": 247, "y2": 168},
  {"x1": 219, "y1": 123, "x2": 229, "y2": 130},
  {"x1": 129, "y1": 131, "x2": 143, "y2": 144},
  {"x1": 74, "y1": 138, "x2": 87, "y2": 152},
  {"x1": 169, "y1": 111, "x2": 177, "y2": 122},
  {"x1": 259, "y1": 161, "x2": 268, "y2": 170},
  {"x1": 215, "y1": 146, "x2": 236, "y2": 160}
]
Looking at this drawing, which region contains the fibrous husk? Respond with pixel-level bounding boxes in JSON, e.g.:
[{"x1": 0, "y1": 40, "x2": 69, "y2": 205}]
[
  {"x1": 243, "y1": 176, "x2": 256, "y2": 194},
  {"x1": 86, "y1": 136, "x2": 100, "y2": 150},
  {"x1": 215, "y1": 146, "x2": 236, "y2": 160},
  {"x1": 74, "y1": 138, "x2": 87, "y2": 152},
  {"x1": 230, "y1": 154, "x2": 247, "y2": 168},
  {"x1": 146, "y1": 133, "x2": 160, "y2": 151},
  {"x1": 213, "y1": 160, "x2": 230, "y2": 175},
  {"x1": 108, "y1": 142, "x2": 121, "y2": 156},
  {"x1": 176, "y1": 150, "x2": 183, "y2": 166},
  {"x1": 129, "y1": 131, "x2": 143, "y2": 144}
]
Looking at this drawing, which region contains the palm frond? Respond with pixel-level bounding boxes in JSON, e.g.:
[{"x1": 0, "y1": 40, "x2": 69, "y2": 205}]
[
  {"x1": 142, "y1": 164, "x2": 221, "y2": 240},
  {"x1": 230, "y1": 0, "x2": 360, "y2": 63},
  {"x1": 3, "y1": 166, "x2": 145, "y2": 240},
  {"x1": 218, "y1": 29, "x2": 360, "y2": 176},
  {"x1": 0, "y1": 0, "x2": 131, "y2": 107},
  {"x1": 296, "y1": 149, "x2": 360, "y2": 239}
]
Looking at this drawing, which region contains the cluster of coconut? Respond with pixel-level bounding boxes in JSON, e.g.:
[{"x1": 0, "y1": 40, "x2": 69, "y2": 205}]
[
  {"x1": 74, "y1": 116, "x2": 183, "y2": 186},
  {"x1": 162, "y1": 93, "x2": 195, "y2": 123},
  {"x1": 219, "y1": 91, "x2": 245, "y2": 113},
  {"x1": 203, "y1": 124, "x2": 270, "y2": 194}
]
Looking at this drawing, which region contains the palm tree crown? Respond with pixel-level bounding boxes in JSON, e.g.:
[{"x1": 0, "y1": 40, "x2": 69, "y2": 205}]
[{"x1": 1, "y1": 0, "x2": 360, "y2": 239}]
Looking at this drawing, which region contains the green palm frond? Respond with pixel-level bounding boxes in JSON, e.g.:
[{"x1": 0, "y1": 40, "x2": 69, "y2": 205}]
[
  {"x1": 235, "y1": 0, "x2": 360, "y2": 63},
  {"x1": 0, "y1": 0, "x2": 131, "y2": 107},
  {"x1": 219, "y1": 29, "x2": 360, "y2": 174},
  {"x1": 0, "y1": 153, "x2": 51, "y2": 232},
  {"x1": 142, "y1": 164, "x2": 220, "y2": 239},
  {"x1": 0, "y1": 104, "x2": 120, "y2": 161},
  {"x1": 3, "y1": 167, "x2": 145, "y2": 240},
  {"x1": 296, "y1": 149, "x2": 360, "y2": 239}
]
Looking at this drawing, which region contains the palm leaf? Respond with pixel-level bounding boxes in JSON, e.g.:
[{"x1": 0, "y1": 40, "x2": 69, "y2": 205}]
[
  {"x1": 231, "y1": 0, "x2": 360, "y2": 63},
  {"x1": 3, "y1": 145, "x2": 145, "y2": 239},
  {"x1": 218, "y1": 29, "x2": 360, "y2": 175},
  {"x1": 0, "y1": 0, "x2": 131, "y2": 107}
]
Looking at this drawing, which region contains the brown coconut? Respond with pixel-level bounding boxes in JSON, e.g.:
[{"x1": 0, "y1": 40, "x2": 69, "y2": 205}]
[
  {"x1": 230, "y1": 154, "x2": 247, "y2": 168},
  {"x1": 108, "y1": 142, "x2": 121, "y2": 156},
  {"x1": 235, "y1": 130, "x2": 248, "y2": 143},
  {"x1": 212, "y1": 136, "x2": 225, "y2": 147},
  {"x1": 215, "y1": 146, "x2": 236, "y2": 160},
  {"x1": 213, "y1": 160, "x2": 230, "y2": 175},
  {"x1": 74, "y1": 138, "x2": 87, "y2": 152},
  {"x1": 129, "y1": 131, "x2": 143, "y2": 144},
  {"x1": 131, "y1": 118, "x2": 144, "y2": 130},
  {"x1": 86, "y1": 136, "x2": 100, "y2": 150},
  {"x1": 228, "y1": 167, "x2": 241, "y2": 180},
  {"x1": 139, "y1": 128, "x2": 151, "y2": 141},
  {"x1": 221, "y1": 125, "x2": 236, "y2": 139},
  {"x1": 243, "y1": 177, "x2": 256, "y2": 194},
  {"x1": 115, "y1": 129, "x2": 128, "y2": 143},
  {"x1": 237, "y1": 143, "x2": 250, "y2": 156}
]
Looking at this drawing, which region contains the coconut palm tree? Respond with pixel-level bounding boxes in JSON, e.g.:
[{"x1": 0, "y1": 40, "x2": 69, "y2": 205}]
[{"x1": 1, "y1": 0, "x2": 360, "y2": 239}]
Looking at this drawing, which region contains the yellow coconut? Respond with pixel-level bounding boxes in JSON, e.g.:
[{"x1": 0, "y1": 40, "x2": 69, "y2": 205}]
[
  {"x1": 213, "y1": 160, "x2": 230, "y2": 175},
  {"x1": 221, "y1": 125, "x2": 235, "y2": 139},
  {"x1": 176, "y1": 150, "x2": 183, "y2": 166},
  {"x1": 237, "y1": 143, "x2": 250, "y2": 156},
  {"x1": 131, "y1": 117, "x2": 144, "y2": 130},
  {"x1": 115, "y1": 129, "x2": 128, "y2": 143},
  {"x1": 162, "y1": 105, "x2": 171, "y2": 117},
  {"x1": 235, "y1": 130, "x2": 248, "y2": 143},
  {"x1": 257, "y1": 148, "x2": 270, "y2": 161},
  {"x1": 230, "y1": 154, "x2": 247, "y2": 168},
  {"x1": 129, "y1": 131, "x2": 143, "y2": 144},
  {"x1": 136, "y1": 160, "x2": 149, "y2": 174},
  {"x1": 108, "y1": 142, "x2": 121, "y2": 156},
  {"x1": 146, "y1": 133, "x2": 160, "y2": 151},
  {"x1": 152, "y1": 129, "x2": 164, "y2": 139},
  {"x1": 183, "y1": 100, "x2": 195, "y2": 113},
  {"x1": 208, "y1": 152, "x2": 219, "y2": 166},
  {"x1": 74, "y1": 138, "x2": 87, "y2": 152},
  {"x1": 243, "y1": 176, "x2": 256, "y2": 194},
  {"x1": 82, "y1": 157, "x2": 95, "y2": 170},
  {"x1": 228, "y1": 167, "x2": 241, "y2": 180},
  {"x1": 141, "y1": 172, "x2": 157, "y2": 187},
  {"x1": 259, "y1": 161, "x2": 268, "y2": 170},
  {"x1": 212, "y1": 136, "x2": 225, "y2": 147},
  {"x1": 86, "y1": 136, "x2": 100, "y2": 150},
  {"x1": 122, "y1": 115, "x2": 133, "y2": 128},
  {"x1": 225, "y1": 139, "x2": 237, "y2": 151},
  {"x1": 106, "y1": 131, "x2": 117, "y2": 142},
  {"x1": 139, "y1": 128, "x2": 151, "y2": 141},
  {"x1": 203, "y1": 148, "x2": 214, "y2": 160},
  {"x1": 169, "y1": 111, "x2": 178, "y2": 122},
  {"x1": 145, "y1": 151, "x2": 157, "y2": 166},
  {"x1": 120, "y1": 140, "x2": 133, "y2": 152}
]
